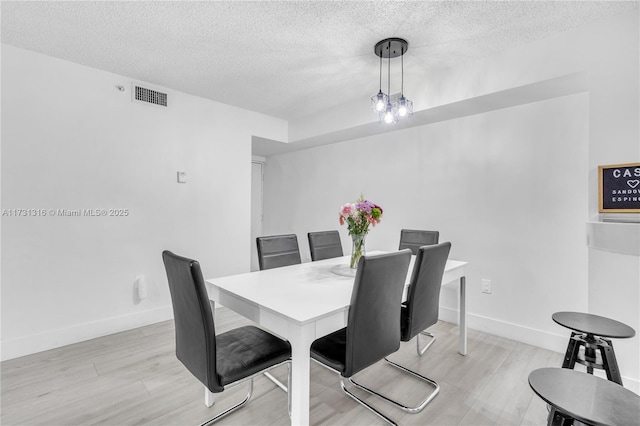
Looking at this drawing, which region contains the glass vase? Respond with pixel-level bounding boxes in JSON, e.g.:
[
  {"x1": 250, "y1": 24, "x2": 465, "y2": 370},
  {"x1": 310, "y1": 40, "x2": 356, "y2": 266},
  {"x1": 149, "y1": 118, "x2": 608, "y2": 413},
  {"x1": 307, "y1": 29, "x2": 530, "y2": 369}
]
[{"x1": 350, "y1": 233, "x2": 366, "y2": 269}]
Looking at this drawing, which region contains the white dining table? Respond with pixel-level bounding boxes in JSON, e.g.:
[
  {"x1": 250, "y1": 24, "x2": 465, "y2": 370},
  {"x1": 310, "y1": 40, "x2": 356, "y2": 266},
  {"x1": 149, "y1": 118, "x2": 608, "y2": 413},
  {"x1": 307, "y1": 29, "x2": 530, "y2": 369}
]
[{"x1": 205, "y1": 252, "x2": 468, "y2": 426}]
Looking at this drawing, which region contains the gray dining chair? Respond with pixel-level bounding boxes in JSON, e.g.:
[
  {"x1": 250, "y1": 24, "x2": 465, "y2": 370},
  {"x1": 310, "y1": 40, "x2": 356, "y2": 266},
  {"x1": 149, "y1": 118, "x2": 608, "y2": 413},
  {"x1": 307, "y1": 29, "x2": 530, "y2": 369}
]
[
  {"x1": 367, "y1": 242, "x2": 452, "y2": 414},
  {"x1": 162, "y1": 250, "x2": 292, "y2": 424},
  {"x1": 310, "y1": 250, "x2": 412, "y2": 425},
  {"x1": 255, "y1": 234, "x2": 301, "y2": 389},
  {"x1": 398, "y1": 229, "x2": 439, "y2": 254},
  {"x1": 308, "y1": 230, "x2": 343, "y2": 261},
  {"x1": 256, "y1": 234, "x2": 302, "y2": 270}
]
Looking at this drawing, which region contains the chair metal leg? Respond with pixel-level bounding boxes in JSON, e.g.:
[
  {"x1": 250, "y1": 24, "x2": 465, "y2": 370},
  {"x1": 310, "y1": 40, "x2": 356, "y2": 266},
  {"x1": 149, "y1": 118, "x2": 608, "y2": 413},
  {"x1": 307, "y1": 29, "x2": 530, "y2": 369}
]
[
  {"x1": 199, "y1": 359, "x2": 291, "y2": 425},
  {"x1": 339, "y1": 377, "x2": 397, "y2": 426},
  {"x1": 350, "y1": 357, "x2": 440, "y2": 414},
  {"x1": 204, "y1": 386, "x2": 215, "y2": 407},
  {"x1": 287, "y1": 362, "x2": 292, "y2": 417},
  {"x1": 311, "y1": 359, "x2": 397, "y2": 425},
  {"x1": 264, "y1": 371, "x2": 288, "y2": 392},
  {"x1": 263, "y1": 368, "x2": 289, "y2": 417},
  {"x1": 417, "y1": 331, "x2": 435, "y2": 356},
  {"x1": 200, "y1": 379, "x2": 254, "y2": 426},
  {"x1": 265, "y1": 363, "x2": 292, "y2": 418}
]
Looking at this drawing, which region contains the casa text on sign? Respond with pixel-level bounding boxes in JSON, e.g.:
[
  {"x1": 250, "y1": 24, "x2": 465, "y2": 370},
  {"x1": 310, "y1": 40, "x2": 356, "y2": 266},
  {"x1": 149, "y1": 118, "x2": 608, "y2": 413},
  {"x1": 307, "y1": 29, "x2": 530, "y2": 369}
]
[{"x1": 599, "y1": 162, "x2": 640, "y2": 213}]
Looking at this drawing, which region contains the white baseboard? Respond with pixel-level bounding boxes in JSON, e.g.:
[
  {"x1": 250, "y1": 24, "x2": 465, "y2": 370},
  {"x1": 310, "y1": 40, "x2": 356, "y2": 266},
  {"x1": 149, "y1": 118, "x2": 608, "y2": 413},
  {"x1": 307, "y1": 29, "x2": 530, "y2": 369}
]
[
  {"x1": 439, "y1": 306, "x2": 640, "y2": 393},
  {"x1": 0, "y1": 306, "x2": 174, "y2": 362}
]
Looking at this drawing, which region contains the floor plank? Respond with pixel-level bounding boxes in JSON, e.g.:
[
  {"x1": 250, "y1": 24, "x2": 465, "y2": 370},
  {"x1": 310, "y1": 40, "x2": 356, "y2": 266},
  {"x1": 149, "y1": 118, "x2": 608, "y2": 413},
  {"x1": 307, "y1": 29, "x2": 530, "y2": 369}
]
[{"x1": 1, "y1": 307, "x2": 557, "y2": 425}]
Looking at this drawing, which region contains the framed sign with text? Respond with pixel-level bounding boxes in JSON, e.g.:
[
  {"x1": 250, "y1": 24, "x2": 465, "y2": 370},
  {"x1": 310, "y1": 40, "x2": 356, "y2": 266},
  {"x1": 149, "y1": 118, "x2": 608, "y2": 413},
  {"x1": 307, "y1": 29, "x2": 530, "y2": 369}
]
[{"x1": 598, "y1": 162, "x2": 640, "y2": 213}]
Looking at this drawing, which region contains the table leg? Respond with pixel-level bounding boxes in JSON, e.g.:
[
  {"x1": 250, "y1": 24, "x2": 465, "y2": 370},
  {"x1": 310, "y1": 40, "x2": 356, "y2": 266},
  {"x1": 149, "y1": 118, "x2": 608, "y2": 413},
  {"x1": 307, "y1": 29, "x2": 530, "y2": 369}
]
[
  {"x1": 459, "y1": 276, "x2": 467, "y2": 355},
  {"x1": 288, "y1": 323, "x2": 315, "y2": 426}
]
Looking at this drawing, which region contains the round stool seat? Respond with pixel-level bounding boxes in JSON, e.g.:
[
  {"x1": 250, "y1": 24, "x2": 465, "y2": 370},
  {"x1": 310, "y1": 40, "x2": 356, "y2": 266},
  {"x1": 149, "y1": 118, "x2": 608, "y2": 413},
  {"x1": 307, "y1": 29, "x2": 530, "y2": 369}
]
[
  {"x1": 552, "y1": 312, "x2": 635, "y2": 338},
  {"x1": 553, "y1": 311, "x2": 635, "y2": 385},
  {"x1": 529, "y1": 368, "x2": 640, "y2": 426}
]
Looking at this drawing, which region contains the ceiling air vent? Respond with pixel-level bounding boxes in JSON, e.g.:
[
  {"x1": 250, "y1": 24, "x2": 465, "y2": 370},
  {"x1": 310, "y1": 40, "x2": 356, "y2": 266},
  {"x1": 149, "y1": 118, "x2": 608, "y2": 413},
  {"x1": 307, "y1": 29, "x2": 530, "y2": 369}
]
[{"x1": 133, "y1": 85, "x2": 167, "y2": 107}]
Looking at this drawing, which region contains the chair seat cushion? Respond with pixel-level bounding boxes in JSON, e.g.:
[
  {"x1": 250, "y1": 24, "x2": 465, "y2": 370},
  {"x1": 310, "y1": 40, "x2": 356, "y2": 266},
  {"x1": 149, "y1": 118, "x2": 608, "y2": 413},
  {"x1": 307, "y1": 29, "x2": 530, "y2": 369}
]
[
  {"x1": 310, "y1": 327, "x2": 347, "y2": 374},
  {"x1": 216, "y1": 326, "x2": 291, "y2": 386}
]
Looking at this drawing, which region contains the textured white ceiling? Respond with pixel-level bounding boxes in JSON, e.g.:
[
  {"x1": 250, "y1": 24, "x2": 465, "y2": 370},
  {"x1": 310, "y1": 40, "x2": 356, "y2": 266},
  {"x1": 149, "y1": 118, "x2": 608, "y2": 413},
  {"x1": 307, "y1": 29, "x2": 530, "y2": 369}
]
[{"x1": 1, "y1": 1, "x2": 636, "y2": 121}]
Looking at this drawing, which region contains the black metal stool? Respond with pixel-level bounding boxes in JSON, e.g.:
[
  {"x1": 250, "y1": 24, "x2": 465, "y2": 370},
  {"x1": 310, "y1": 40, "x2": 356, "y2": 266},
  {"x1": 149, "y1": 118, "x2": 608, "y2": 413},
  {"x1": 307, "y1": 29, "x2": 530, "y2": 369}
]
[
  {"x1": 529, "y1": 368, "x2": 640, "y2": 426},
  {"x1": 553, "y1": 311, "x2": 635, "y2": 385}
]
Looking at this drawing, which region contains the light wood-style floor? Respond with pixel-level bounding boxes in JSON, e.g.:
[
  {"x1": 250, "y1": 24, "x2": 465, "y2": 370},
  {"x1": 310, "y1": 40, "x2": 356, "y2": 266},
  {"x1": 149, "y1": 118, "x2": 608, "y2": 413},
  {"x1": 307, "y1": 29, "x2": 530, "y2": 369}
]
[{"x1": 1, "y1": 307, "x2": 561, "y2": 425}]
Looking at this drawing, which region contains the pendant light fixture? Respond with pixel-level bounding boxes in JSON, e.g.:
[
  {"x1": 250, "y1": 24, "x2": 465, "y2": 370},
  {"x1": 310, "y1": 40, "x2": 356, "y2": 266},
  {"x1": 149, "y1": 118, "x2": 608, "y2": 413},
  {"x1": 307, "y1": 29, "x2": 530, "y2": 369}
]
[{"x1": 370, "y1": 38, "x2": 413, "y2": 124}]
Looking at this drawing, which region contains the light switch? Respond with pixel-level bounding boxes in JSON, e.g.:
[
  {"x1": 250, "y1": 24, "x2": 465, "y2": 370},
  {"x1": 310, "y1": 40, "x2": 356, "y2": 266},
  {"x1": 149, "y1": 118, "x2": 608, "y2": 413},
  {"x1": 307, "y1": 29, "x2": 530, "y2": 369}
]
[{"x1": 177, "y1": 171, "x2": 187, "y2": 183}]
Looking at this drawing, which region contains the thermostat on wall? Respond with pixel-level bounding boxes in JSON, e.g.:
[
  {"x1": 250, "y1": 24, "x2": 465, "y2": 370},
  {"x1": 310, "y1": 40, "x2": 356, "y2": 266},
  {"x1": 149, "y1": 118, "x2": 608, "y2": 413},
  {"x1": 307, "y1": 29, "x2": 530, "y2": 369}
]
[{"x1": 177, "y1": 171, "x2": 187, "y2": 183}]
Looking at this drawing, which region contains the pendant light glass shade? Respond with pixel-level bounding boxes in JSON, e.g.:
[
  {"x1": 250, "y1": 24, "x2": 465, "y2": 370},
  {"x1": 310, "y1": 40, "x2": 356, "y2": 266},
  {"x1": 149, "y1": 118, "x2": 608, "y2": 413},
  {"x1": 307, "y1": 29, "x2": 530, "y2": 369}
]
[
  {"x1": 383, "y1": 101, "x2": 397, "y2": 124},
  {"x1": 397, "y1": 96, "x2": 413, "y2": 118},
  {"x1": 371, "y1": 90, "x2": 388, "y2": 113},
  {"x1": 371, "y1": 38, "x2": 412, "y2": 125}
]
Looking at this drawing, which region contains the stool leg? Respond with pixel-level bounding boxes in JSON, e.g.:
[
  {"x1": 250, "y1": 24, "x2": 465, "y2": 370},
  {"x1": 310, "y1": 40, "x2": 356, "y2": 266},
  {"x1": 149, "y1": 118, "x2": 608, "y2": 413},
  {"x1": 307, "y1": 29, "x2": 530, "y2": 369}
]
[
  {"x1": 600, "y1": 338, "x2": 623, "y2": 385},
  {"x1": 562, "y1": 332, "x2": 580, "y2": 370},
  {"x1": 548, "y1": 407, "x2": 574, "y2": 426}
]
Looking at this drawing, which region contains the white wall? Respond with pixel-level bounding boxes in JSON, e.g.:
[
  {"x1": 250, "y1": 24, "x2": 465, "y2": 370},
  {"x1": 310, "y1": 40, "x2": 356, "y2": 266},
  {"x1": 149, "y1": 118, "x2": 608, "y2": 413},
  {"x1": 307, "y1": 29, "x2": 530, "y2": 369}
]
[
  {"x1": 264, "y1": 93, "x2": 589, "y2": 348},
  {"x1": 0, "y1": 45, "x2": 287, "y2": 360},
  {"x1": 264, "y1": 10, "x2": 640, "y2": 389},
  {"x1": 581, "y1": 10, "x2": 640, "y2": 393}
]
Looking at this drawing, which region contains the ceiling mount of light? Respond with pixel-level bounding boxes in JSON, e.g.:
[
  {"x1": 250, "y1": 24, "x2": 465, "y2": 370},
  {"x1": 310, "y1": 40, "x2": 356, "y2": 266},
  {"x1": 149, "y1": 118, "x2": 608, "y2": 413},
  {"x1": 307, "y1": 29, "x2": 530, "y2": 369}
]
[{"x1": 370, "y1": 37, "x2": 413, "y2": 124}]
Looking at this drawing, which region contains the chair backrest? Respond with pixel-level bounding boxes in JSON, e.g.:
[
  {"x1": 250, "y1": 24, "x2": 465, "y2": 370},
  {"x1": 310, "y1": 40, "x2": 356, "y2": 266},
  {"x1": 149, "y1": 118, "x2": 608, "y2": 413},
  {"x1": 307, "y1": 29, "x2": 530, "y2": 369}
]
[
  {"x1": 344, "y1": 250, "x2": 412, "y2": 377},
  {"x1": 256, "y1": 234, "x2": 302, "y2": 270},
  {"x1": 308, "y1": 230, "x2": 344, "y2": 261},
  {"x1": 398, "y1": 229, "x2": 440, "y2": 255},
  {"x1": 402, "y1": 242, "x2": 451, "y2": 341},
  {"x1": 162, "y1": 251, "x2": 223, "y2": 392}
]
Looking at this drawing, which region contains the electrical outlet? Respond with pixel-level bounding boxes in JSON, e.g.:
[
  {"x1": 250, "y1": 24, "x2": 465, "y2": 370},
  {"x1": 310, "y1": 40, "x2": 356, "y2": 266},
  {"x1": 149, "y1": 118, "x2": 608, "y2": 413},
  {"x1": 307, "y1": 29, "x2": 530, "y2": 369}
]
[{"x1": 481, "y1": 279, "x2": 492, "y2": 294}]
